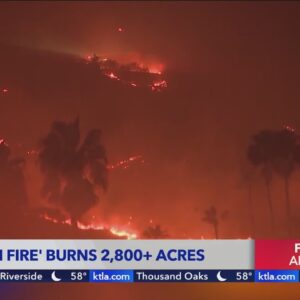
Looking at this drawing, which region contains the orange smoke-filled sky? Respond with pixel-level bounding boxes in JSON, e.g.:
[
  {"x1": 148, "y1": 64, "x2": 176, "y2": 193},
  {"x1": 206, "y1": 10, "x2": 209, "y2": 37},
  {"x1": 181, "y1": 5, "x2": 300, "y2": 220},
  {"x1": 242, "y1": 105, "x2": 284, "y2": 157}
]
[{"x1": 1, "y1": 1, "x2": 300, "y2": 239}]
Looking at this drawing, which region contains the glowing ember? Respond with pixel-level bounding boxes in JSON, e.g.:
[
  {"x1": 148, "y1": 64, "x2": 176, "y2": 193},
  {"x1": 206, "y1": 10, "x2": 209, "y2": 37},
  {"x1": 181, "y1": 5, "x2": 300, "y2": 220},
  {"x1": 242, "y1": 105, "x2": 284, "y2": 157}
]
[
  {"x1": 108, "y1": 155, "x2": 144, "y2": 170},
  {"x1": 284, "y1": 124, "x2": 296, "y2": 132},
  {"x1": 148, "y1": 66, "x2": 163, "y2": 75},
  {"x1": 25, "y1": 149, "x2": 144, "y2": 172},
  {"x1": 151, "y1": 80, "x2": 167, "y2": 92},
  {"x1": 106, "y1": 72, "x2": 119, "y2": 80},
  {"x1": 26, "y1": 149, "x2": 39, "y2": 156},
  {"x1": 40, "y1": 213, "x2": 137, "y2": 239},
  {"x1": 77, "y1": 223, "x2": 104, "y2": 230},
  {"x1": 128, "y1": 216, "x2": 133, "y2": 225},
  {"x1": 117, "y1": 27, "x2": 124, "y2": 32},
  {"x1": 42, "y1": 213, "x2": 71, "y2": 225},
  {"x1": 0, "y1": 139, "x2": 8, "y2": 146}
]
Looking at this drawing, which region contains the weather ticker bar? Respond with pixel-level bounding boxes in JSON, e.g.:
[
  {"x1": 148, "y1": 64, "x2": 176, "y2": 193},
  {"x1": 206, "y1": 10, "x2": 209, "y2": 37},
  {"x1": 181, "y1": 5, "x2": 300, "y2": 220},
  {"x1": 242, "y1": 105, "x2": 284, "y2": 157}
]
[
  {"x1": 0, "y1": 270, "x2": 254, "y2": 283},
  {"x1": 0, "y1": 239, "x2": 300, "y2": 283},
  {"x1": 0, "y1": 270, "x2": 300, "y2": 283}
]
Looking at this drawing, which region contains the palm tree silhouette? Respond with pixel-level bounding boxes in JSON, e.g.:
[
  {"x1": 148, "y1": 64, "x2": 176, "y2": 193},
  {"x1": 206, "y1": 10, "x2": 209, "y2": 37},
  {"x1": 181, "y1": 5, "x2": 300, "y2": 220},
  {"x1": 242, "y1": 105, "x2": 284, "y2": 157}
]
[
  {"x1": 202, "y1": 205, "x2": 228, "y2": 239},
  {"x1": 247, "y1": 130, "x2": 276, "y2": 229},
  {"x1": 39, "y1": 118, "x2": 108, "y2": 226},
  {"x1": 240, "y1": 165, "x2": 256, "y2": 237},
  {"x1": 272, "y1": 127, "x2": 300, "y2": 234},
  {"x1": 247, "y1": 127, "x2": 300, "y2": 235},
  {"x1": 142, "y1": 224, "x2": 168, "y2": 239}
]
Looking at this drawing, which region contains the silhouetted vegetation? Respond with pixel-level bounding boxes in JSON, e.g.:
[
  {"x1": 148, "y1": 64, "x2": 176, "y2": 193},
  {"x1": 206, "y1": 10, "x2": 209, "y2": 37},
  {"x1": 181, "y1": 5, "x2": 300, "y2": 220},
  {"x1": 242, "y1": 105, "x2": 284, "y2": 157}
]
[
  {"x1": 202, "y1": 205, "x2": 228, "y2": 239},
  {"x1": 142, "y1": 224, "x2": 168, "y2": 239},
  {"x1": 239, "y1": 165, "x2": 256, "y2": 237},
  {"x1": 39, "y1": 118, "x2": 108, "y2": 226},
  {"x1": 247, "y1": 127, "x2": 300, "y2": 234}
]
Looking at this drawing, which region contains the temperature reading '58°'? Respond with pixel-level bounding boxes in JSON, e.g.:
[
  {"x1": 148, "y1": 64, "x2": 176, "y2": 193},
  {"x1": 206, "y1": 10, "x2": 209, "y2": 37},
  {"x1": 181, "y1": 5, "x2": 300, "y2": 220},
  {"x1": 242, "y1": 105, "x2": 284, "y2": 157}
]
[
  {"x1": 236, "y1": 272, "x2": 252, "y2": 281},
  {"x1": 71, "y1": 272, "x2": 87, "y2": 281}
]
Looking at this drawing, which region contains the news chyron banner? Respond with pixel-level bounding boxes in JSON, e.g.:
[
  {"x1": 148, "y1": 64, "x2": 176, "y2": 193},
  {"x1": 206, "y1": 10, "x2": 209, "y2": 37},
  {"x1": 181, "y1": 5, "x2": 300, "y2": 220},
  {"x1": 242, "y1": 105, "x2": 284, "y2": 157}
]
[{"x1": 0, "y1": 240, "x2": 299, "y2": 283}]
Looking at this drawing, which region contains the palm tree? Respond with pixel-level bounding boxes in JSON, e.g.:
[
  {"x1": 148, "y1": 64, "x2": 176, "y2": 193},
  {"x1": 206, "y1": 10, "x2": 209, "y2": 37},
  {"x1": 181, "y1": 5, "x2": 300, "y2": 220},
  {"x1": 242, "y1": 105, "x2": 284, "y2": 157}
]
[
  {"x1": 202, "y1": 205, "x2": 228, "y2": 239},
  {"x1": 271, "y1": 127, "x2": 300, "y2": 234},
  {"x1": 247, "y1": 130, "x2": 276, "y2": 229},
  {"x1": 247, "y1": 127, "x2": 300, "y2": 235},
  {"x1": 39, "y1": 118, "x2": 108, "y2": 226}
]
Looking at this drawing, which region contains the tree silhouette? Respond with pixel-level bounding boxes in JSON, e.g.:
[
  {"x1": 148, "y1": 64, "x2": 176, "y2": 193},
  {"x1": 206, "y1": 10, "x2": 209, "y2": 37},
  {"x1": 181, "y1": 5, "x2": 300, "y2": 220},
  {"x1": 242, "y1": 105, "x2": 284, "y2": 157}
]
[
  {"x1": 247, "y1": 130, "x2": 276, "y2": 229},
  {"x1": 142, "y1": 224, "x2": 168, "y2": 239},
  {"x1": 271, "y1": 127, "x2": 300, "y2": 233},
  {"x1": 39, "y1": 118, "x2": 108, "y2": 226},
  {"x1": 247, "y1": 127, "x2": 300, "y2": 234},
  {"x1": 239, "y1": 165, "x2": 257, "y2": 237},
  {"x1": 202, "y1": 205, "x2": 228, "y2": 239}
]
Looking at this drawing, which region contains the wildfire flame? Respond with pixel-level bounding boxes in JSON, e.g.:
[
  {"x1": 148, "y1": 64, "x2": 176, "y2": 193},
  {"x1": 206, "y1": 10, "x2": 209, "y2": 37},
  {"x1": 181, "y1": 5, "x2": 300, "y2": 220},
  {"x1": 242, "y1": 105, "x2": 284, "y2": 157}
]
[
  {"x1": 151, "y1": 80, "x2": 167, "y2": 92},
  {"x1": 108, "y1": 155, "x2": 144, "y2": 170},
  {"x1": 148, "y1": 66, "x2": 163, "y2": 75},
  {"x1": 0, "y1": 139, "x2": 8, "y2": 146},
  {"x1": 40, "y1": 213, "x2": 137, "y2": 239},
  {"x1": 26, "y1": 149, "x2": 145, "y2": 173},
  {"x1": 26, "y1": 149, "x2": 145, "y2": 172},
  {"x1": 28, "y1": 151, "x2": 143, "y2": 239},
  {"x1": 85, "y1": 54, "x2": 167, "y2": 92},
  {"x1": 106, "y1": 72, "x2": 120, "y2": 80}
]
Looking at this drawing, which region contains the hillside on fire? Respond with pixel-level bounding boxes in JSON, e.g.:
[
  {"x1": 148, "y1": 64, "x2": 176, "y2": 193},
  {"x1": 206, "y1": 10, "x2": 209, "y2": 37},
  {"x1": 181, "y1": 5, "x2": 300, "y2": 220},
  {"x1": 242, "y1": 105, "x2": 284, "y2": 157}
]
[{"x1": 1, "y1": 37, "x2": 300, "y2": 240}]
